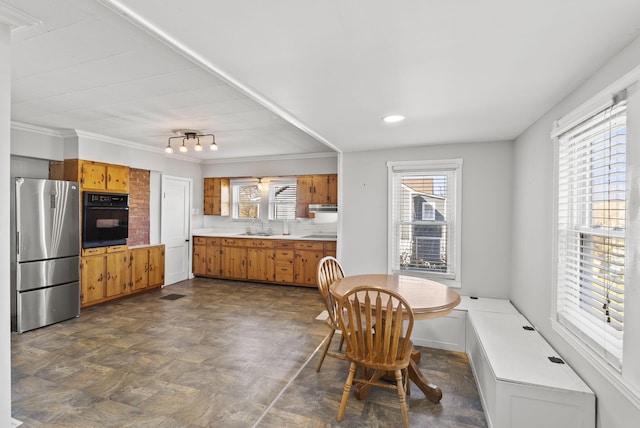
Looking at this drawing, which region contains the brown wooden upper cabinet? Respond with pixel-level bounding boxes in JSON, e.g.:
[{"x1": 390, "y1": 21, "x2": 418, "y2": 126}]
[
  {"x1": 296, "y1": 174, "x2": 338, "y2": 218},
  {"x1": 58, "y1": 159, "x2": 129, "y2": 193},
  {"x1": 203, "y1": 177, "x2": 230, "y2": 216}
]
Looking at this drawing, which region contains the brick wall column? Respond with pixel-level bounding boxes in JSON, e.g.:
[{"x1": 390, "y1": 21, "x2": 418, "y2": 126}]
[{"x1": 128, "y1": 168, "x2": 150, "y2": 246}]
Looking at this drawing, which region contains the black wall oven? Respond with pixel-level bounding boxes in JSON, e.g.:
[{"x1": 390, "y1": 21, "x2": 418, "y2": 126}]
[{"x1": 82, "y1": 192, "x2": 129, "y2": 248}]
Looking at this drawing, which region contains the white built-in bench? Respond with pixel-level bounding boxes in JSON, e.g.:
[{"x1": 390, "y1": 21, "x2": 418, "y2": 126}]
[{"x1": 411, "y1": 296, "x2": 595, "y2": 428}]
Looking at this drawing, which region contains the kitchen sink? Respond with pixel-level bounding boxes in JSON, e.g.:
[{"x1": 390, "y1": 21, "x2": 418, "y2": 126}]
[{"x1": 302, "y1": 234, "x2": 337, "y2": 239}]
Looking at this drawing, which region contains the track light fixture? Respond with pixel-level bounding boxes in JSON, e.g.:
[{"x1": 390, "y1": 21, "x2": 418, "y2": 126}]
[{"x1": 165, "y1": 131, "x2": 218, "y2": 154}]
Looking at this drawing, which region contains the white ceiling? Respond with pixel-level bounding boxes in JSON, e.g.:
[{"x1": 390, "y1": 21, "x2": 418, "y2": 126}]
[{"x1": 6, "y1": 0, "x2": 640, "y2": 162}]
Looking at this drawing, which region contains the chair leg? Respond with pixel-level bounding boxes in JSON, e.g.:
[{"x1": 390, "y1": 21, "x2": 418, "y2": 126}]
[
  {"x1": 405, "y1": 367, "x2": 410, "y2": 396},
  {"x1": 338, "y1": 333, "x2": 345, "y2": 351},
  {"x1": 337, "y1": 362, "x2": 357, "y2": 422},
  {"x1": 316, "y1": 329, "x2": 336, "y2": 372},
  {"x1": 395, "y1": 369, "x2": 409, "y2": 428}
]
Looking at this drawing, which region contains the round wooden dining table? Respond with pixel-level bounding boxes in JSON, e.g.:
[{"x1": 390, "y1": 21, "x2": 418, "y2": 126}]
[{"x1": 330, "y1": 273, "x2": 461, "y2": 403}]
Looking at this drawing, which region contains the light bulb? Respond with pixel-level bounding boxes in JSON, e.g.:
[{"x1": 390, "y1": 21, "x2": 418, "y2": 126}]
[
  {"x1": 179, "y1": 143, "x2": 188, "y2": 153},
  {"x1": 165, "y1": 144, "x2": 173, "y2": 154},
  {"x1": 210, "y1": 142, "x2": 218, "y2": 151},
  {"x1": 194, "y1": 143, "x2": 203, "y2": 152}
]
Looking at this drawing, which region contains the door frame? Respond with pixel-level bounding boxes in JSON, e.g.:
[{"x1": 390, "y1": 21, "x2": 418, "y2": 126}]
[{"x1": 160, "y1": 175, "x2": 192, "y2": 285}]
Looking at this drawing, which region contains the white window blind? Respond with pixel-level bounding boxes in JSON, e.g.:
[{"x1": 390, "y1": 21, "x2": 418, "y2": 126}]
[
  {"x1": 268, "y1": 180, "x2": 297, "y2": 220},
  {"x1": 388, "y1": 160, "x2": 461, "y2": 281},
  {"x1": 556, "y1": 99, "x2": 627, "y2": 370}
]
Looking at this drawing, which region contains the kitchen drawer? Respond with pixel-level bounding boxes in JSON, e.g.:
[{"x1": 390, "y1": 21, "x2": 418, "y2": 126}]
[
  {"x1": 221, "y1": 238, "x2": 245, "y2": 247},
  {"x1": 274, "y1": 241, "x2": 295, "y2": 249},
  {"x1": 275, "y1": 249, "x2": 294, "y2": 261},
  {"x1": 275, "y1": 265, "x2": 294, "y2": 283},
  {"x1": 193, "y1": 237, "x2": 206, "y2": 245},
  {"x1": 107, "y1": 244, "x2": 128, "y2": 253},
  {"x1": 247, "y1": 239, "x2": 274, "y2": 248},
  {"x1": 294, "y1": 241, "x2": 324, "y2": 251},
  {"x1": 82, "y1": 247, "x2": 106, "y2": 256},
  {"x1": 205, "y1": 238, "x2": 219, "y2": 246}
]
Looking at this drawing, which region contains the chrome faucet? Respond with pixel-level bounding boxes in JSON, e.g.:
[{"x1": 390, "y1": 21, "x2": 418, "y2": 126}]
[{"x1": 250, "y1": 217, "x2": 264, "y2": 234}]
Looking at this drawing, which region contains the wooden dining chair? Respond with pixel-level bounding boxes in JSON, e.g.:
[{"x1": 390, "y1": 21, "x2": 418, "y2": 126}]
[
  {"x1": 336, "y1": 285, "x2": 415, "y2": 428},
  {"x1": 315, "y1": 256, "x2": 347, "y2": 372}
]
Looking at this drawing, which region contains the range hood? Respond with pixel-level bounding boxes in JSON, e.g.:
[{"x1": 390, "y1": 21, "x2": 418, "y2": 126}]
[{"x1": 309, "y1": 204, "x2": 338, "y2": 213}]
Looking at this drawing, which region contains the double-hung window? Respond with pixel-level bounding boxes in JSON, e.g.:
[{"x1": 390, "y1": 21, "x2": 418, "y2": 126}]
[
  {"x1": 388, "y1": 159, "x2": 462, "y2": 285},
  {"x1": 268, "y1": 178, "x2": 297, "y2": 220},
  {"x1": 231, "y1": 180, "x2": 260, "y2": 219},
  {"x1": 555, "y1": 93, "x2": 627, "y2": 370}
]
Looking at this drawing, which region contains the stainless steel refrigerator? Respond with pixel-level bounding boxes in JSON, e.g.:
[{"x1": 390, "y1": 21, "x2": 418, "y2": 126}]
[{"x1": 10, "y1": 177, "x2": 81, "y2": 333}]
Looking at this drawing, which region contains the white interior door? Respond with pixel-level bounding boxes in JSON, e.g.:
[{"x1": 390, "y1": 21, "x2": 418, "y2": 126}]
[{"x1": 161, "y1": 175, "x2": 191, "y2": 286}]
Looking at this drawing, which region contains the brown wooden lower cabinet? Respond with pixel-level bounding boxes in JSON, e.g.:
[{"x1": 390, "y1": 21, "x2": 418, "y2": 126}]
[
  {"x1": 193, "y1": 237, "x2": 207, "y2": 276},
  {"x1": 221, "y1": 246, "x2": 247, "y2": 279},
  {"x1": 80, "y1": 244, "x2": 164, "y2": 308},
  {"x1": 81, "y1": 252, "x2": 107, "y2": 305},
  {"x1": 193, "y1": 236, "x2": 335, "y2": 287},
  {"x1": 106, "y1": 249, "x2": 131, "y2": 298},
  {"x1": 293, "y1": 242, "x2": 324, "y2": 286}
]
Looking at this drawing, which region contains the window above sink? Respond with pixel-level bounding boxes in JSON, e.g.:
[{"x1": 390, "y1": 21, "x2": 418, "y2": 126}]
[{"x1": 231, "y1": 177, "x2": 297, "y2": 221}]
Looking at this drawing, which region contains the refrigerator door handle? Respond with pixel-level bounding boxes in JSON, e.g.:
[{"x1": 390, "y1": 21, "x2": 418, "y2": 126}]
[{"x1": 16, "y1": 231, "x2": 19, "y2": 255}]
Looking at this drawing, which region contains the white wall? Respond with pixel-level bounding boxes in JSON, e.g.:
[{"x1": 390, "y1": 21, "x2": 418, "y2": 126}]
[
  {"x1": 10, "y1": 124, "x2": 64, "y2": 160},
  {"x1": 341, "y1": 141, "x2": 513, "y2": 298},
  {"x1": 511, "y1": 37, "x2": 640, "y2": 428},
  {"x1": 10, "y1": 155, "x2": 50, "y2": 179},
  {"x1": 0, "y1": 20, "x2": 11, "y2": 428},
  {"x1": 201, "y1": 154, "x2": 338, "y2": 179}
]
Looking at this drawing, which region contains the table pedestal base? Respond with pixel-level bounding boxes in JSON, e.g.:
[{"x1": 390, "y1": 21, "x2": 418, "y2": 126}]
[{"x1": 353, "y1": 348, "x2": 443, "y2": 404}]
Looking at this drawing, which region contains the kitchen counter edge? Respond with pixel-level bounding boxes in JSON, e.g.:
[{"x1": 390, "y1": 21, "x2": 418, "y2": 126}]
[{"x1": 192, "y1": 232, "x2": 336, "y2": 241}]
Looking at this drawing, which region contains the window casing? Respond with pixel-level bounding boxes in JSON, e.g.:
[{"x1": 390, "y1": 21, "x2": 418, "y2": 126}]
[
  {"x1": 555, "y1": 98, "x2": 627, "y2": 370},
  {"x1": 388, "y1": 159, "x2": 462, "y2": 285}
]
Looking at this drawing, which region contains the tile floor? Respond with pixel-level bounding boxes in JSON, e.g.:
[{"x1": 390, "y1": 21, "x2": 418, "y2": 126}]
[{"x1": 11, "y1": 278, "x2": 487, "y2": 427}]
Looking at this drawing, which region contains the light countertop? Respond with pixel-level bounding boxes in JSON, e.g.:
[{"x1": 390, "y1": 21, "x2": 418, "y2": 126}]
[{"x1": 192, "y1": 230, "x2": 337, "y2": 241}]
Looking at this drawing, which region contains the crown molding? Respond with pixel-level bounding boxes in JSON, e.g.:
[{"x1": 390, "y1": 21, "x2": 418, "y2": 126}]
[
  {"x1": 11, "y1": 121, "x2": 66, "y2": 137},
  {"x1": 202, "y1": 151, "x2": 338, "y2": 165},
  {"x1": 0, "y1": 2, "x2": 41, "y2": 30}
]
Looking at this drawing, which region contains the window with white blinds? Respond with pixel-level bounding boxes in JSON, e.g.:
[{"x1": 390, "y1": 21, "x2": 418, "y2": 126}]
[
  {"x1": 388, "y1": 159, "x2": 462, "y2": 282},
  {"x1": 268, "y1": 179, "x2": 297, "y2": 220},
  {"x1": 556, "y1": 99, "x2": 627, "y2": 370}
]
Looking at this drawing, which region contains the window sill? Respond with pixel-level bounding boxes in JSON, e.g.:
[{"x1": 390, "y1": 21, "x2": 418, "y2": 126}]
[
  {"x1": 551, "y1": 318, "x2": 640, "y2": 410},
  {"x1": 391, "y1": 269, "x2": 461, "y2": 288}
]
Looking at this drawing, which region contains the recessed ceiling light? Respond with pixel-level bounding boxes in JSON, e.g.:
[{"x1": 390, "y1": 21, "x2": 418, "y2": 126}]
[{"x1": 382, "y1": 114, "x2": 405, "y2": 123}]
